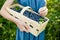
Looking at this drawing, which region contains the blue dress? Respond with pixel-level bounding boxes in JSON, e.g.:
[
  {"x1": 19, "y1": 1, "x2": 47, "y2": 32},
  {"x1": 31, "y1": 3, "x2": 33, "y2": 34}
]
[{"x1": 16, "y1": 0, "x2": 46, "y2": 40}]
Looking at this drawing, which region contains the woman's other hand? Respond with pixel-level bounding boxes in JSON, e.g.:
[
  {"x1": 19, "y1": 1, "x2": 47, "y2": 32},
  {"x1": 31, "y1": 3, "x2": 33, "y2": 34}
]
[{"x1": 38, "y1": 6, "x2": 48, "y2": 17}]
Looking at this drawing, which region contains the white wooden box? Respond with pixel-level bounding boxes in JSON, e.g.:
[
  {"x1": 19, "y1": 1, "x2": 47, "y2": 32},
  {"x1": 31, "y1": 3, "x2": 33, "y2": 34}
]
[{"x1": 6, "y1": 4, "x2": 49, "y2": 36}]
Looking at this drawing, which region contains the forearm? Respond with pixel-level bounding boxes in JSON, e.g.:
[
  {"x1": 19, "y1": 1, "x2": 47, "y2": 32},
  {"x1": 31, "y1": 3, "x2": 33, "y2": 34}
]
[
  {"x1": 1, "y1": 0, "x2": 14, "y2": 9},
  {"x1": 0, "y1": 8, "x2": 19, "y2": 24},
  {"x1": 0, "y1": 0, "x2": 19, "y2": 24}
]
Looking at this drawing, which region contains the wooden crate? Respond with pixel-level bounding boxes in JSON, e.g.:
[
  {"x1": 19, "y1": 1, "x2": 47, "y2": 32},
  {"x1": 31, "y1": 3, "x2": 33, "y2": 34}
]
[{"x1": 6, "y1": 4, "x2": 49, "y2": 36}]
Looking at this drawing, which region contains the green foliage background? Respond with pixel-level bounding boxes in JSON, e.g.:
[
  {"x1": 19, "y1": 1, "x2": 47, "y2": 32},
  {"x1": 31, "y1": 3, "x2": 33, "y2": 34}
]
[{"x1": 0, "y1": 0, "x2": 60, "y2": 40}]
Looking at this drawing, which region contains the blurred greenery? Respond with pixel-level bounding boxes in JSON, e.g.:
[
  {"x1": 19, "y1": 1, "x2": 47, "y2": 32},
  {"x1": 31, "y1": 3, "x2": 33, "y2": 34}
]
[{"x1": 0, "y1": 0, "x2": 60, "y2": 40}]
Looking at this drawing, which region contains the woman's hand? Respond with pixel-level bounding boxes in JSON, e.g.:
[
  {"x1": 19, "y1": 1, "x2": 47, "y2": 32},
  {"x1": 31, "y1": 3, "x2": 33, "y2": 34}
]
[
  {"x1": 38, "y1": 6, "x2": 48, "y2": 17},
  {"x1": 0, "y1": 0, "x2": 30, "y2": 33},
  {"x1": 16, "y1": 20, "x2": 30, "y2": 33}
]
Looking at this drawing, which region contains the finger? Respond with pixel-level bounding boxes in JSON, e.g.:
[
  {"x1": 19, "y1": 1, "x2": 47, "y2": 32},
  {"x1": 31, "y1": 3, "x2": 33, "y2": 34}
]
[
  {"x1": 26, "y1": 25, "x2": 30, "y2": 32},
  {"x1": 40, "y1": 8, "x2": 48, "y2": 14},
  {"x1": 18, "y1": 26, "x2": 24, "y2": 32},
  {"x1": 39, "y1": 7, "x2": 47, "y2": 13},
  {"x1": 22, "y1": 26, "x2": 29, "y2": 33},
  {"x1": 18, "y1": 25, "x2": 28, "y2": 32},
  {"x1": 40, "y1": 8, "x2": 47, "y2": 12},
  {"x1": 40, "y1": 9, "x2": 48, "y2": 16},
  {"x1": 23, "y1": 23, "x2": 30, "y2": 30},
  {"x1": 23, "y1": 25, "x2": 30, "y2": 32},
  {"x1": 20, "y1": 29, "x2": 24, "y2": 32}
]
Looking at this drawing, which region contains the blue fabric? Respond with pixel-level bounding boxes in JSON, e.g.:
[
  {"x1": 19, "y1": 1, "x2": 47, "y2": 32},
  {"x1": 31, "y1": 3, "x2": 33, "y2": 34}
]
[{"x1": 16, "y1": 0, "x2": 46, "y2": 40}]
